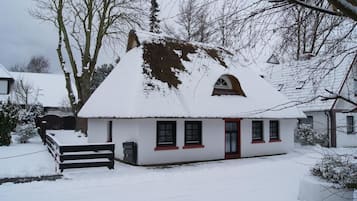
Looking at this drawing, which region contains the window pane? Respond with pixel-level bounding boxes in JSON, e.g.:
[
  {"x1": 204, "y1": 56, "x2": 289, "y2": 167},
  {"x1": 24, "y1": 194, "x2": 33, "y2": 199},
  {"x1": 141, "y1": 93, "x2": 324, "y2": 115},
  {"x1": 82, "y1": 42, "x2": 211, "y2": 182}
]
[
  {"x1": 157, "y1": 121, "x2": 176, "y2": 146},
  {"x1": 270, "y1": 121, "x2": 279, "y2": 139},
  {"x1": 347, "y1": 116, "x2": 354, "y2": 134},
  {"x1": 252, "y1": 121, "x2": 263, "y2": 141},
  {"x1": 185, "y1": 121, "x2": 202, "y2": 145}
]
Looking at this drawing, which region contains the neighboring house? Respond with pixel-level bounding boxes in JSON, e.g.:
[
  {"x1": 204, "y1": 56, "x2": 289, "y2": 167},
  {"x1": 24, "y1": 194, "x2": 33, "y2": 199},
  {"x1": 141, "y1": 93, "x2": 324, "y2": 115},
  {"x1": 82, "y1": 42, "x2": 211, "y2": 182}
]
[
  {"x1": 0, "y1": 64, "x2": 14, "y2": 102},
  {"x1": 0, "y1": 64, "x2": 76, "y2": 129},
  {"x1": 264, "y1": 53, "x2": 357, "y2": 148},
  {"x1": 78, "y1": 30, "x2": 304, "y2": 165}
]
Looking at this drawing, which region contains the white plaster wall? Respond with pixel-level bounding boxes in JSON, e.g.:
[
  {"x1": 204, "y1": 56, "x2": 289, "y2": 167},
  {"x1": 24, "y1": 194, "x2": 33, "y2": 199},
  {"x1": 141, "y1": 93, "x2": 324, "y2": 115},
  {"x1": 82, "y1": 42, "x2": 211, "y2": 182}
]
[
  {"x1": 87, "y1": 119, "x2": 108, "y2": 143},
  {"x1": 303, "y1": 111, "x2": 329, "y2": 135},
  {"x1": 111, "y1": 119, "x2": 139, "y2": 160},
  {"x1": 241, "y1": 119, "x2": 296, "y2": 157},
  {"x1": 87, "y1": 119, "x2": 140, "y2": 159},
  {"x1": 336, "y1": 112, "x2": 357, "y2": 147},
  {"x1": 136, "y1": 119, "x2": 225, "y2": 165}
]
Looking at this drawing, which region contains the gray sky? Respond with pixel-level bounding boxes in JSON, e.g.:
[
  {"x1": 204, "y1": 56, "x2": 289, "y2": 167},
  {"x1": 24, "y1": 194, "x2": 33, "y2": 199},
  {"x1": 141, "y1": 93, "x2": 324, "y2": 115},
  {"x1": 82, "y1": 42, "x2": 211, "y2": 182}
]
[{"x1": 0, "y1": 0, "x2": 179, "y2": 73}]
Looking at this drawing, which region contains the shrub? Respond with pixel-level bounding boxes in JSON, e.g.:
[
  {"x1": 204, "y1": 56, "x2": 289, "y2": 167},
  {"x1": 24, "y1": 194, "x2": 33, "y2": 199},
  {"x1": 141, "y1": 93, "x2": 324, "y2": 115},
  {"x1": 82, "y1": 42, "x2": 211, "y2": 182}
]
[
  {"x1": 13, "y1": 123, "x2": 38, "y2": 143},
  {"x1": 0, "y1": 102, "x2": 19, "y2": 146},
  {"x1": 13, "y1": 105, "x2": 43, "y2": 143},
  {"x1": 311, "y1": 153, "x2": 357, "y2": 189},
  {"x1": 295, "y1": 124, "x2": 328, "y2": 146}
]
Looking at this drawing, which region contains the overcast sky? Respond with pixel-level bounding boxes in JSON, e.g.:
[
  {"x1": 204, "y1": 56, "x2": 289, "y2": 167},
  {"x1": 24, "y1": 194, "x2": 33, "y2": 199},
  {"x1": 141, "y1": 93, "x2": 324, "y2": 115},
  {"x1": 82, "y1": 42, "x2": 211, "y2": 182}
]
[{"x1": 0, "y1": 0, "x2": 179, "y2": 73}]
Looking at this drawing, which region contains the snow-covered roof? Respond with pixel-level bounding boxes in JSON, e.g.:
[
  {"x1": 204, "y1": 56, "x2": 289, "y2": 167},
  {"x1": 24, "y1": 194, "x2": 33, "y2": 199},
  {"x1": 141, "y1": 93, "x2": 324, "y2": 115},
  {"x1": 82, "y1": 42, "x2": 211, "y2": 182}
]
[
  {"x1": 0, "y1": 64, "x2": 13, "y2": 79},
  {"x1": 79, "y1": 30, "x2": 304, "y2": 119},
  {"x1": 263, "y1": 53, "x2": 356, "y2": 112},
  {"x1": 10, "y1": 72, "x2": 71, "y2": 108}
]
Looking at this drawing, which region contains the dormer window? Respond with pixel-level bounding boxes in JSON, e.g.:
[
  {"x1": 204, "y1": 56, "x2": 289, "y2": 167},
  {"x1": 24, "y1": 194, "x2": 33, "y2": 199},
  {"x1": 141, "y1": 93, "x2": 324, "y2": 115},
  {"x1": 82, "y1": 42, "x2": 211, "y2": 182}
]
[
  {"x1": 296, "y1": 81, "x2": 305, "y2": 89},
  {"x1": 212, "y1": 74, "x2": 246, "y2": 96},
  {"x1": 277, "y1": 84, "x2": 284, "y2": 91},
  {"x1": 214, "y1": 76, "x2": 232, "y2": 90}
]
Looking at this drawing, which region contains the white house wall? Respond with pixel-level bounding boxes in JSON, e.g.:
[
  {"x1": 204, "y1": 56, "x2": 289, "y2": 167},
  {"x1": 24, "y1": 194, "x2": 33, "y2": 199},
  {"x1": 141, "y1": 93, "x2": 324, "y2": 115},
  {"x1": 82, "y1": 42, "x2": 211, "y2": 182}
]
[
  {"x1": 87, "y1": 119, "x2": 108, "y2": 143},
  {"x1": 87, "y1": 118, "x2": 297, "y2": 165},
  {"x1": 240, "y1": 119, "x2": 296, "y2": 157},
  {"x1": 136, "y1": 119, "x2": 225, "y2": 165},
  {"x1": 87, "y1": 119, "x2": 140, "y2": 160},
  {"x1": 336, "y1": 112, "x2": 357, "y2": 147},
  {"x1": 304, "y1": 111, "x2": 329, "y2": 135}
]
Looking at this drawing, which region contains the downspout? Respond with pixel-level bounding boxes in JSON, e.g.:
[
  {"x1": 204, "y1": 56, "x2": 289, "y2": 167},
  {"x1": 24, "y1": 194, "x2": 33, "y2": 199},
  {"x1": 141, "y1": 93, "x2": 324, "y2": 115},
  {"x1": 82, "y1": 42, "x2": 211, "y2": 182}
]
[
  {"x1": 329, "y1": 109, "x2": 337, "y2": 148},
  {"x1": 324, "y1": 111, "x2": 330, "y2": 147}
]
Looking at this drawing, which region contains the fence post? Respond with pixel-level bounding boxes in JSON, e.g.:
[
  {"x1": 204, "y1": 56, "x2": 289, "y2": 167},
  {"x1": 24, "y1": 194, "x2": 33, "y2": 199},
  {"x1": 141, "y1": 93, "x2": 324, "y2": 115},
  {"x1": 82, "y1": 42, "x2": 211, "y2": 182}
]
[{"x1": 40, "y1": 121, "x2": 47, "y2": 145}]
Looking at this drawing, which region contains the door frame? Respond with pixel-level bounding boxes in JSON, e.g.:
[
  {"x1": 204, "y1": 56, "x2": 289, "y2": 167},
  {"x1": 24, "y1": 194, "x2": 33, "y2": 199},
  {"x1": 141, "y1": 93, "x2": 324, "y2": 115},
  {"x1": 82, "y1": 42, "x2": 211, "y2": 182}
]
[{"x1": 224, "y1": 118, "x2": 241, "y2": 159}]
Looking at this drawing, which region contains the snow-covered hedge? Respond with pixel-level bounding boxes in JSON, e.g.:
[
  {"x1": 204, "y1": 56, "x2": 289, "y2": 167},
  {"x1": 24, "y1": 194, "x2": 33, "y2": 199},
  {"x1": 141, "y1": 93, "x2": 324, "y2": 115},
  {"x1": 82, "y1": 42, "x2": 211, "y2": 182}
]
[
  {"x1": 0, "y1": 102, "x2": 19, "y2": 146},
  {"x1": 295, "y1": 124, "x2": 328, "y2": 147},
  {"x1": 311, "y1": 153, "x2": 357, "y2": 189},
  {"x1": 13, "y1": 123, "x2": 38, "y2": 143},
  {"x1": 11, "y1": 105, "x2": 43, "y2": 144}
]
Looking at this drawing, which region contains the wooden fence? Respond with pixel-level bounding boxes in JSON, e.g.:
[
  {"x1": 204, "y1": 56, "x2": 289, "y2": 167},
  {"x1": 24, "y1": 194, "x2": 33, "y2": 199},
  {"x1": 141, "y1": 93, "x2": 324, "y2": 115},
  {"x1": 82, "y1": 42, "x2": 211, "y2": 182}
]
[{"x1": 46, "y1": 133, "x2": 115, "y2": 172}]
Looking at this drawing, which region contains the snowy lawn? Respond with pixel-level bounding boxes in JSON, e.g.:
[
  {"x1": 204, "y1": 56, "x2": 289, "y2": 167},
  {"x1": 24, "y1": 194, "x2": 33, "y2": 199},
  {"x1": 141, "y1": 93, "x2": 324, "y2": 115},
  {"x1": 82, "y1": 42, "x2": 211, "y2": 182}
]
[
  {"x1": 0, "y1": 136, "x2": 56, "y2": 179},
  {"x1": 0, "y1": 146, "x2": 334, "y2": 201}
]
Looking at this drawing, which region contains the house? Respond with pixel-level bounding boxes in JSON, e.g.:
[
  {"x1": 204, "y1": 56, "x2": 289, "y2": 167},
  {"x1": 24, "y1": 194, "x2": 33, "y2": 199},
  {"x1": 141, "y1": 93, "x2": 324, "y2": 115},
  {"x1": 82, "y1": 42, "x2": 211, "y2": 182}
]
[
  {"x1": 0, "y1": 64, "x2": 14, "y2": 102},
  {"x1": 78, "y1": 30, "x2": 304, "y2": 165},
  {"x1": 0, "y1": 64, "x2": 76, "y2": 129},
  {"x1": 263, "y1": 53, "x2": 357, "y2": 147}
]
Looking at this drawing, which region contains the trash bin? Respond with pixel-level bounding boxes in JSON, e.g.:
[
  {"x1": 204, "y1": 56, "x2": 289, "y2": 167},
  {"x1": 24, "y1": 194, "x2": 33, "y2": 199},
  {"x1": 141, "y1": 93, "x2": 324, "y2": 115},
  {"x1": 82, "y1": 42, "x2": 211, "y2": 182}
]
[{"x1": 122, "y1": 142, "x2": 137, "y2": 165}]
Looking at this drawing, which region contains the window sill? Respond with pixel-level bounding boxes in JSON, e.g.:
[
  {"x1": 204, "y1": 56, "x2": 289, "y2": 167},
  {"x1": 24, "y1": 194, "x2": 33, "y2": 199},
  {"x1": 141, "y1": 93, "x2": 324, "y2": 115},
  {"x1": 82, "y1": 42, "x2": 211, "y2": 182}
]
[
  {"x1": 252, "y1": 140, "x2": 265, "y2": 144},
  {"x1": 154, "y1": 146, "x2": 179, "y2": 151},
  {"x1": 269, "y1": 139, "x2": 281, "y2": 143},
  {"x1": 183, "y1": 144, "x2": 205, "y2": 149}
]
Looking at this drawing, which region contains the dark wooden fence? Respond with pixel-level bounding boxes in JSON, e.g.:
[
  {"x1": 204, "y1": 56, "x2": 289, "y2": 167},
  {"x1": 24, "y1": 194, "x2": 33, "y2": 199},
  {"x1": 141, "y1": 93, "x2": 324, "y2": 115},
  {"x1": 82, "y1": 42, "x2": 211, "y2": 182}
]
[{"x1": 46, "y1": 133, "x2": 115, "y2": 172}]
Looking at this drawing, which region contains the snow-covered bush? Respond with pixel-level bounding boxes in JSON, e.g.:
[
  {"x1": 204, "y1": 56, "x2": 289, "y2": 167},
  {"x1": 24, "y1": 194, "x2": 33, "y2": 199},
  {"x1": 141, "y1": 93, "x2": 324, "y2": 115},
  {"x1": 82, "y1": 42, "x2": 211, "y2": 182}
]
[
  {"x1": 13, "y1": 123, "x2": 38, "y2": 143},
  {"x1": 13, "y1": 104, "x2": 43, "y2": 143},
  {"x1": 0, "y1": 102, "x2": 19, "y2": 146},
  {"x1": 295, "y1": 124, "x2": 328, "y2": 146},
  {"x1": 311, "y1": 153, "x2": 357, "y2": 189}
]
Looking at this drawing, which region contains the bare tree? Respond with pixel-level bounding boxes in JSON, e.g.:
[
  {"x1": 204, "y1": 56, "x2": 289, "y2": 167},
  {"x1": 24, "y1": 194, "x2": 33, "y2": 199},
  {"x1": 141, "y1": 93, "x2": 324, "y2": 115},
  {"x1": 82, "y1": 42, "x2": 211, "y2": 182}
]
[
  {"x1": 271, "y1": 0, "x2": 357, "y2": 21},
  {"x1": 276, "y1": 1, "x2": 356, "y2": 60},
  {"x1": 12, "y1": 77, "x2": 40, "y2": 106},
  {"x1": 149, "y1": 0, "x2": 161, "y2": 33},
  {"x1": 27, "y1": 55, "x2": 50, "y2": 73},
  {"x1": 31, "y1": 0, "x2": 145, "y2": 116}
]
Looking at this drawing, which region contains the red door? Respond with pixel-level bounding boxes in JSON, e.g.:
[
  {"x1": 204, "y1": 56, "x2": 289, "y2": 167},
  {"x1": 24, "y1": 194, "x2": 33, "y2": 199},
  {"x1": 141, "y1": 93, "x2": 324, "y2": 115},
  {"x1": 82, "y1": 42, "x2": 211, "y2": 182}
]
[{"x1": 225, "y1": 119, "x2": 241, "y2": 159}]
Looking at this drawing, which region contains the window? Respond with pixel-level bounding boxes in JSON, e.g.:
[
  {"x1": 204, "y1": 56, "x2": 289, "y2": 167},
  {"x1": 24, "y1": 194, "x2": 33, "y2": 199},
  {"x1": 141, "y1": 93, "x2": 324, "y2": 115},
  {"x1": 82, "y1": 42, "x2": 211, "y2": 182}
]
[
  {"x1": 157, "y1": 121, "x2": 176, "y2": 146},
  {"x1": 185, "y1": 121, "x2": 202, "y2": 145},
  {"x1": 107, "y1": 121, "x2": 112, "y2": 142},
  {"x1": 212, "y1": 74, "x2": 246, "y2": 96},
  {"x1": 277, "y1": 84, "x2": 284, "y2": 91},
  {"x1": 269, "y1": 120, "x2": 280, "y2": 141},
  {"x1": 0, "y1": 80, "x2": 9, "y2": 94},
  {"x1": 252, "y1": 121, "x2": 264, "y2": 142},
  {"x1": 347, "y1": 116, "x2": 354, "y2": 134},
  {"x1": 296, "y1": 81, "x2": 305, "y2": 89},
  {"x1": 214, "y1": 76, "x2": 232, "y2": 89}
]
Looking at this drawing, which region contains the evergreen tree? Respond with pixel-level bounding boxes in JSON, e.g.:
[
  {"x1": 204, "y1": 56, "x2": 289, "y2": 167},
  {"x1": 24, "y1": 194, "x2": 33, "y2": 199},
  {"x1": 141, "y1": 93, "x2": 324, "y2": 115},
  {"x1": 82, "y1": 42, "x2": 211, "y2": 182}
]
[{"x1": 149, "y1": 0, "x2": 161, "y2": 33}]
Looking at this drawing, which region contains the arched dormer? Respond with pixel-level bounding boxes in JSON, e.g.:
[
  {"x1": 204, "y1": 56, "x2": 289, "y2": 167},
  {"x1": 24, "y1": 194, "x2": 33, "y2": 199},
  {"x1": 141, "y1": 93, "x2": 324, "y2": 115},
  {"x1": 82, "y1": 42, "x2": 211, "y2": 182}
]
[{"x1": 212, "y1": 74, "x2": 246, "y2": 96}]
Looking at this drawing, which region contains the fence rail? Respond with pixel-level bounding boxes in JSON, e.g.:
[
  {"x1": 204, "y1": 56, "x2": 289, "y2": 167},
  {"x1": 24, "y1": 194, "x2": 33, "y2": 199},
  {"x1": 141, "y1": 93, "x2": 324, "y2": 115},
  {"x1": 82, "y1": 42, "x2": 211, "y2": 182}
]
[{"x1": 46, "y1": 133, "x2": 114, "y2": 172}]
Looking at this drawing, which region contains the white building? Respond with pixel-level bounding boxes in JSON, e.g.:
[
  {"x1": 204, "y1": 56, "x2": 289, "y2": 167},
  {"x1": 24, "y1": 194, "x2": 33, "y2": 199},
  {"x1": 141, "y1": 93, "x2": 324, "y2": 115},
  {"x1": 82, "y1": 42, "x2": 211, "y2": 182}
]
[
  {"x1": 0, "y1": 64, "x2": 14, "y2": 102},
  {"x1": 78, "y1": 30, "x2": 304, "y2": 165},
  {"x1": 264, "y1": 53, "x2": 357, "y2": 147}
]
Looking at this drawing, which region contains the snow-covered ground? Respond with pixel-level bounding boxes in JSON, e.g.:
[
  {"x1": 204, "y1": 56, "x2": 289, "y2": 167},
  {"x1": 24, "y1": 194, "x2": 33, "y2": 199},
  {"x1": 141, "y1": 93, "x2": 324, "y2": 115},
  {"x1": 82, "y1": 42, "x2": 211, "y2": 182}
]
[
  {"x1": 0, "y1": 146, "x2": 326, "y2": 201},
  {"x1": 0, "y1": 136, "x2": 56, "y2": 178},
  {"x1": 47, "y1": 130, "x2": 87, "y2": 145}
]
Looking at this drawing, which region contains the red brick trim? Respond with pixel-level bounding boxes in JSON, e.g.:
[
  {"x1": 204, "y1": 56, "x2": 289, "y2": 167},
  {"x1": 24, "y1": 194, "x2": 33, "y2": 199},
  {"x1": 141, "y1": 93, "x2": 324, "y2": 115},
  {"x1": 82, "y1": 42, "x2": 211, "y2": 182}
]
[
  {"x1": 154, "y1": 146, "x2": 179, "y2": 151},
  {"x1": 252, "y1": 140, "x2": 265, "y2": 144},
  {"x1": 183, "y1": 144, "x2": 205, "y2": 149},
  {"x1": 269, "y1": 139, "x2": 281, "y2": 143}
]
